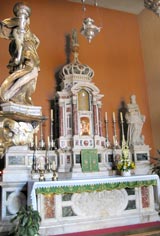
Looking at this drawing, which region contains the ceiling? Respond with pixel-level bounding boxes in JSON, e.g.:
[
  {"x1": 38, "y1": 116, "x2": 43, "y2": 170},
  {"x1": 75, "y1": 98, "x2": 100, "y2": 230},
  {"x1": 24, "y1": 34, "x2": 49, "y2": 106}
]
[{"x1": 70, "y1": 0, "x2": 145, "y2": 15}]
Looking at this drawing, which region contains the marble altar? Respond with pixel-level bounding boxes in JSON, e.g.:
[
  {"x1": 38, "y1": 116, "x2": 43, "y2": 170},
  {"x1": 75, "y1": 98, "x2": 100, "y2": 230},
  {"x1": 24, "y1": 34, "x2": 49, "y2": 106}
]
[{"x1": 27, "y1": 175, "x2": 160, "y2": 235}]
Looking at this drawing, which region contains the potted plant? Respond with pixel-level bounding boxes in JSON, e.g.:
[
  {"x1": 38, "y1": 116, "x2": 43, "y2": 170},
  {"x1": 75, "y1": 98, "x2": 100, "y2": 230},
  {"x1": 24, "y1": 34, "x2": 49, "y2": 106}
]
[
  {"x1": 8, "y1": 206, "x2": 41, "y2": 236},
  {"x1": 117, "y1": 140, "x2": 135, "y2": 176}
]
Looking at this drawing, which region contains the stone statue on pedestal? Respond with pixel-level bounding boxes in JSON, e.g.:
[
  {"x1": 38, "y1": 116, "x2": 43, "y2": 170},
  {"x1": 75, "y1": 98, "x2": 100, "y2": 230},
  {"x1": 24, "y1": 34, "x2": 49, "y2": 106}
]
[{"x1": 125, "y1": 95, "x2": 145, "y2": 146}]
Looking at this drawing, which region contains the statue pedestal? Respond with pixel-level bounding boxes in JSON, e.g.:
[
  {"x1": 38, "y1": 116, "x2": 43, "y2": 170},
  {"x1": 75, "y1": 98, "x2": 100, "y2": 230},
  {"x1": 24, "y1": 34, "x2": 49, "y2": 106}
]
[
  {"x1": 131, "y1": 145, "x2": 151, "y2": 175},
  {"x1": 1, "y1": 102, "x2": 42, "y2": 116}
]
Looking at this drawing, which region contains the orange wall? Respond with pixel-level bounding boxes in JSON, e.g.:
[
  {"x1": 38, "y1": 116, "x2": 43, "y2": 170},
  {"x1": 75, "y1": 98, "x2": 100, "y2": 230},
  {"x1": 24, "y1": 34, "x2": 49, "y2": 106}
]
[
  {"x1": 138, "y1": 9, "x2": 160, "y2": 156},
  {"x1": 0, "y1": 0, "x2": 154, "y2": 154}
]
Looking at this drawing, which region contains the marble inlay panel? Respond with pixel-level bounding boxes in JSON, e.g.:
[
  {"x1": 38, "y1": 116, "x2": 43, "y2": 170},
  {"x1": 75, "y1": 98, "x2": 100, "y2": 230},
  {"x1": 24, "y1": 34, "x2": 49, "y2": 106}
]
[
  {"x1": 141, "y1": 186, "x2": 150, "y2": 208},
  {"x1": 44, "y1": 194, "x2": 55, "y2": 219}
]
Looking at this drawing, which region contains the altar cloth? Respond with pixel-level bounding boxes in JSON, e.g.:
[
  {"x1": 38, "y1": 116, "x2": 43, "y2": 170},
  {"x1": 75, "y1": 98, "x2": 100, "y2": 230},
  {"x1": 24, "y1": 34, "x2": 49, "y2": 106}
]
[{"x1": 28, "y1": 174, "x2": 160, "y2": 210}]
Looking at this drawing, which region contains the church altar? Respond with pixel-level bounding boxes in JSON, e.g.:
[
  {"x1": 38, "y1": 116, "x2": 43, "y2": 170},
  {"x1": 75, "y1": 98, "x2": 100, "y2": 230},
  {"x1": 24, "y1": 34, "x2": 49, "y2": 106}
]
[
  {"x1": 0, "y1": 3, "x2": 159, "y2": 236},
  {"x1": 28, "y1": 174, "x2": 160, "y2": 235}
]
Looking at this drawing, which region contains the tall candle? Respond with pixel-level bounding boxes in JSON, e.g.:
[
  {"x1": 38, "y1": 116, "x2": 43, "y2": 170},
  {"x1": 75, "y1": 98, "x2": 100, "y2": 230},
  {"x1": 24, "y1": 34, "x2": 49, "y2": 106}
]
[
  {"x1": 113, "y1": 135, "x2": 115, "y2": 145},
  {"x1": 105, "y1": 112, "x2": 108, "y2": 121},
  {"x1": 40, "y1": 161, "x2": 43, "y2": 170},
  {"x1": 113, "y1": 112, "x2": 116, "y2": 122},
  {"x1": 35, "y1": 135, "x2": 37, "y2": 148},
  {"x1": 52, "y1": 160, "x2": 56, "y2": 170},
  {"x1": 51, "y1": 109, "x2": 53, "y2": 121},
  {"x1": 48, "y1": 136, "x2": 50, "y2": 147},
  {"x1": 120, "y1": 112, "x2": 123, "y2": 122}
]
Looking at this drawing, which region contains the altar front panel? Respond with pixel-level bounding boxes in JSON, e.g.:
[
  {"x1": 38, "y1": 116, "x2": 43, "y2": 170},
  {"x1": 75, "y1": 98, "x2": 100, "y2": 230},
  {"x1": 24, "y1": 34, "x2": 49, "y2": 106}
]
[{"x1": 28, "y1": 175, "x2": 160, "y2": 236}]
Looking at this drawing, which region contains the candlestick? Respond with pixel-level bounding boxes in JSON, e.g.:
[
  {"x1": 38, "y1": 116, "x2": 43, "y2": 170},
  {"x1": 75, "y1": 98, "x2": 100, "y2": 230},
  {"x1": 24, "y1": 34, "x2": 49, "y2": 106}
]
[
  {"x1": 39, "y1": 122, "x2": 45, "y2": 150},
  {"x1": 113, "y1": 112, "x2": 116, "y2": 122},
  {"x1": 105, "y1": 113, "x2": 111, "y2": 148},
  {"x1": 120, "y1": 112, "x2": 125, "y2": 142},
  {"x1": 105, "y1": 112, "x2": 108, "y2": 122},
  {"x1": 50, "y1": 109, "x2": 54, "y2": 149},
  {"x1": 112, "y1": 113, "x2": 120, "y2": 148}
]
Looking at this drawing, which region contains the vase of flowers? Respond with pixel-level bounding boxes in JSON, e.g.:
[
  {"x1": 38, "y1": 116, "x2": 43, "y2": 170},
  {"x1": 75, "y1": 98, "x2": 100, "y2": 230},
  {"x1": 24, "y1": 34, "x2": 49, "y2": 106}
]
[
  {"x1": 117, "y1": 140, "x2": 135, "y2": 176},
  {"x1": 121, "y1": 169, "x2": 131, "y2": 177}
]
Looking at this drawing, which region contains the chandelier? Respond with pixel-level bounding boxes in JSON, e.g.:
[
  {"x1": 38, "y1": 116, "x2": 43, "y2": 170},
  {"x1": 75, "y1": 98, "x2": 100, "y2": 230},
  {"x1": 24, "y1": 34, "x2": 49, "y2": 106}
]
[
  {"x1": 144, "y1": 0, "x2": 160, "y2": 15},
  {"x1": 80, "y1": 0, "x2": 102, "y2": 43},
  {"x1": 80, "y1": 17, "x2": 101, "y2": 43}
]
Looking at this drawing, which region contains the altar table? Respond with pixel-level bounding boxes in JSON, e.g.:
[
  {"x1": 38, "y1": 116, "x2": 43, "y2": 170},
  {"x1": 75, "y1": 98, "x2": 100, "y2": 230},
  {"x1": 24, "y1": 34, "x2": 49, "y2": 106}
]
[{"x1": 28, "y1": 174, "x2": 160, "y2": 236}]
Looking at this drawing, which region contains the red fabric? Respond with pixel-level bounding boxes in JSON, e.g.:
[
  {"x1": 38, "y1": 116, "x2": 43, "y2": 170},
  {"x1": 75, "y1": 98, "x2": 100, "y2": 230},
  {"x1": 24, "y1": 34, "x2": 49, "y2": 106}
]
[{"x1": 50, "y1": 222, "x2": 160, "y2": 236}]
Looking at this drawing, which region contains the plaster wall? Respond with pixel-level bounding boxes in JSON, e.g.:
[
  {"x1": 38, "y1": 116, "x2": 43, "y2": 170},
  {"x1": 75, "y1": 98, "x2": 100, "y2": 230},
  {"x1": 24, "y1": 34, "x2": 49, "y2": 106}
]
[{"x1": 138, "y1": 9, "x2": 160, "y2": 156}]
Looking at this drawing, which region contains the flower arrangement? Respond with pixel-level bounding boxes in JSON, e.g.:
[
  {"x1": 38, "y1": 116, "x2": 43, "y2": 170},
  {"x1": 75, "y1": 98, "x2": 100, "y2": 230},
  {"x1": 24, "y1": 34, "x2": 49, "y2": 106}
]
[
  {"x1": 150, "y1": 150, "x2": 160, "y2": 177},
  {"x1": 117, "y1": 140, "x2": 135, "y2": 172}
]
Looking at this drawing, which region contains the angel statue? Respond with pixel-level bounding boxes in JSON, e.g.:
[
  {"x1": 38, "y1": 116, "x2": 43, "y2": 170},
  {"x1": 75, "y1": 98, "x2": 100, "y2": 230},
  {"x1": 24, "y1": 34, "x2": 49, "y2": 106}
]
[{"x1": 0, "y1": 2, "x2": 40, "y2": 105}]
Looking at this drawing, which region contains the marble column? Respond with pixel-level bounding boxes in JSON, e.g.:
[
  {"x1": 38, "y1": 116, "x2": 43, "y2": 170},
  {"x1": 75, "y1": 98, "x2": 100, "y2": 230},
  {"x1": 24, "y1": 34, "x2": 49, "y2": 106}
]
[
  {"x1": 93, "y1": 102, "x2": 98, "y2": 135},
  {"x1": 72, "y1": 96, "x2": 78, "y2": 135},
  {"x1": 98, "y1": 103, "x2": 103, "y2": 136},
  {"x1": 59, "y1": 101, "x2": 64, "y2": 136}
]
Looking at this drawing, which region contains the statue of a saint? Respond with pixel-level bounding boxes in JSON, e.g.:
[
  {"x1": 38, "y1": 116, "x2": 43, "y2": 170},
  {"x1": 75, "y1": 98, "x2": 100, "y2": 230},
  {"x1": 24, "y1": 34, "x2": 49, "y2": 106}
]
[
  {"x1": 125, "y1": 95, "x2": 145, "y2": 146},
  {"x1": 0, "y1": 2, "x2": 40, "y2": 105}
]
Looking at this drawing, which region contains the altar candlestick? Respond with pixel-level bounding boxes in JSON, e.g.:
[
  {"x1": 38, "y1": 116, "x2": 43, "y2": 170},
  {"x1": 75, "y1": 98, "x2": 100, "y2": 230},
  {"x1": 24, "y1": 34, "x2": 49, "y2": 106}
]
[
  {"x1": 120, "y1": 112, "x2": 125, "y2": 142},
  {"x1": 112, "y1": 112, "x2": 120, "y2": 148},
  {"x1": 113, "y1": 112, "x2": 116, "y2": 122},
  {"x1": 50, "y1": 109, "x2": 54, "y2": 148},
  {"x1": 105, "y1": 112, "x2": 108, "y2": 122},
  {"x1": 105, "y1": 112, "x2": 111, "y2": 148}
]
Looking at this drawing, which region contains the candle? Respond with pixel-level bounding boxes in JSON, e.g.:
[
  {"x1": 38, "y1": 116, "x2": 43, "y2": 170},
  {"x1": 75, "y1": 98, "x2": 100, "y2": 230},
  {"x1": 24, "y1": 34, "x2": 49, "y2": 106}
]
[
  {"x1": 51, "y1": 109, "x2": 53, "y2": 121},
  {"x1": 52, "y1": 160, "x2": 56, "y2": 170},
  {"x1": 35, "y1": 135, "x2": 37, "y2": 148},
  {"x1": 113, "y1": 135, "x2": 115, "y2": 145},
  {"x1": 113, "y1": 112, "x2": 116, "y2": 122},
  {"x1": 120, "y1": 112, "x2": 123, "y2": 122},
  {"x1": 48, "y1": 136, "x2": 50, "y2": 148},
  {"x1": 40, "y1": 161, "x2": 43, "y2": 170},
  {"x1": 105, "y1": 112, "x2": 108, "y2": 121}
]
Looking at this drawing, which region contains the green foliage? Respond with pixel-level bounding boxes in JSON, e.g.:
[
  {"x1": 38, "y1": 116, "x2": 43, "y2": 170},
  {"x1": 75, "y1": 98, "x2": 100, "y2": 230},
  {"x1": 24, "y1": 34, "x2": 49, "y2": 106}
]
[
  {"x1": 151, "y1": 158, "x2": 160, "y2": 176},
  {"x1": 151, "y1": 150, "x2": 160, "y2": 177},
  {"x1": 8, "y1": 206, "x2": 41, "y2": 236}
]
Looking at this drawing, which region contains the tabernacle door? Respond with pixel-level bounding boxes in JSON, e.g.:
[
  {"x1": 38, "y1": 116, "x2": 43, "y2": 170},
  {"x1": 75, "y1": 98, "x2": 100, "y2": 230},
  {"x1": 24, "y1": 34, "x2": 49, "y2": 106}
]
[{"x1": 81, "y1": 149, "x2": 99, "y2": 172}]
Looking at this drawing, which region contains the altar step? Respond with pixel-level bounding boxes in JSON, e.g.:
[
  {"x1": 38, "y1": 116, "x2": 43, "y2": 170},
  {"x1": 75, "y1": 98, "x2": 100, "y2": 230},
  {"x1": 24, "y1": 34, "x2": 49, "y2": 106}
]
[
  {"x1": 54, "y1": 221, "x2": 160, "y2": 236},
  {"x1": 128, "y1": 230, "x2": 160, "y2": 236}
]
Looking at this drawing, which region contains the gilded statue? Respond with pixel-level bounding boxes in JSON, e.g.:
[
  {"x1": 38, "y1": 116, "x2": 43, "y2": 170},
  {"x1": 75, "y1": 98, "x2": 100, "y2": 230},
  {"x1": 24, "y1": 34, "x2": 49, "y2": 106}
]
[{"x1": 0, "y1": 2, "x2": 40, "y2": 105}]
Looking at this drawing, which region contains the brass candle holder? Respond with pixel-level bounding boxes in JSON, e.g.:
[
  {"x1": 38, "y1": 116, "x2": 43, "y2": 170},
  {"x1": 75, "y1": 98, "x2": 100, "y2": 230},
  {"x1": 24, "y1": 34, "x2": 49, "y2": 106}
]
[
  {"x1": 45, "y1": 153, "x2": 52, "y2": 173},
  {"x1": 52, "y1": 169, "x2": 58, "y2": 181},
  {"x1": 51, "y1": 161, "x2": 58, "y2": 181},
  {"x1": 112, "y1": 112, "x2": 120, "y2": 149},
  {"x1": 38, "y1": 167, "x2": 45, "y2": 181}
]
